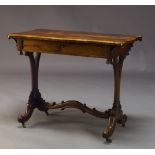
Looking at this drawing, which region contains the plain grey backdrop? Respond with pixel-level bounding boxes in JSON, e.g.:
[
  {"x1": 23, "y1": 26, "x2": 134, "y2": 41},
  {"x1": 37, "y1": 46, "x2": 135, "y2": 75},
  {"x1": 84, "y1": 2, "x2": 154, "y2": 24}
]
[{"x1": 0, "y1": 6, "x2": 155, "y2": 148}]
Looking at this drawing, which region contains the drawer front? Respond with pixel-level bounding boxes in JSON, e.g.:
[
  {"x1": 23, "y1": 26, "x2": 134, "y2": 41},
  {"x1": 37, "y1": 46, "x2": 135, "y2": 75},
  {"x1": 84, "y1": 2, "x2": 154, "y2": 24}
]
[{"x1": 22, "y1": 39, "x2": 110, "y2": 58}]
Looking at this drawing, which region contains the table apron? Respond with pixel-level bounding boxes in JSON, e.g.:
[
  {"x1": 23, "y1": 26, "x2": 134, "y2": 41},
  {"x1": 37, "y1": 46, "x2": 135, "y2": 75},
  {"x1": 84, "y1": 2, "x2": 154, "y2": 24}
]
[{"x1": 20, "y1": 39, "x2": 113, "y2": 58}]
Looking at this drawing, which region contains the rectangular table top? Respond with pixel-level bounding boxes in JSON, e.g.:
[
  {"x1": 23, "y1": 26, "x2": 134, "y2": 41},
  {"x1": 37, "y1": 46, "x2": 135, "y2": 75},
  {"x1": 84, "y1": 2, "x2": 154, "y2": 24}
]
[{"x1": 8, "y1": 29, "x2": 142, "y2": 46}]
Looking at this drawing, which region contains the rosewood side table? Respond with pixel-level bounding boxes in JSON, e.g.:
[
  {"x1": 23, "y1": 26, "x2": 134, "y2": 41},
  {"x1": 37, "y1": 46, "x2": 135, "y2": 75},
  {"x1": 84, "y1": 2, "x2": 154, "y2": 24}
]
[{"x1": 8, "y1": 29, "x2": 142, "y2": 143}]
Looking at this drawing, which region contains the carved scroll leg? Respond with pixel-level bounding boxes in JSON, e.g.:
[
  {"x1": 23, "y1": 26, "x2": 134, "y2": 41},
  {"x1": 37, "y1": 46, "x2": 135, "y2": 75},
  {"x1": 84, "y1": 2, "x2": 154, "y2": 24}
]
[
  {"x1": 18, "y1": 104, "x2": 35, "y2": 128},
  {"x1": 18, "y1": 52, "x2": 48, "y2": 127},
  {"x1": 102, "y1": 116, "x2": 116, "y2": 143},
  {"x1": 102, "y1": 108, "x2": 127, "y2": 143},
  {"x1": 102, "y1": 54, "x2": 127, "y2": 143}
]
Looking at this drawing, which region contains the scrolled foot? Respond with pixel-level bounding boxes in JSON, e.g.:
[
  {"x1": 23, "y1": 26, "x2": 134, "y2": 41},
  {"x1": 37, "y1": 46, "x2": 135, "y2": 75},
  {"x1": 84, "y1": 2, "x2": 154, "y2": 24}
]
[
  {"x1": 102, "y1": 116, "x2": 116, "y2": 143},
  {"x1": 18, "y1": 104, "x2": 34, "y2": 127},
  {"x1": 18, "y1": 116, "x2": 26, "y2": 128},
  {"x1": 118, "y1": 114, "x2": 127, "y2": 127},
  {"x1": 102, "y1": 107, "x2": 128, "y2": 142}
]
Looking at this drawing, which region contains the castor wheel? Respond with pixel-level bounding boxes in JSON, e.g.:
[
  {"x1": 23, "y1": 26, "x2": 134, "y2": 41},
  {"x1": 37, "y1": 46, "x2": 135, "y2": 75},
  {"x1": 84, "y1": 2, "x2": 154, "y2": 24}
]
[
  {"x1": 22, "y1": 122, "x2": 26, "y2": 128},
  {"x1": 104, "y1": 138, "x2": 112, "y2": 144},
  {"x1": 18, "y1": 117, "x2": 26, "y2": 128},
  {"x1": 122, "y1": 123, "x2": 125, "y2": 127}
]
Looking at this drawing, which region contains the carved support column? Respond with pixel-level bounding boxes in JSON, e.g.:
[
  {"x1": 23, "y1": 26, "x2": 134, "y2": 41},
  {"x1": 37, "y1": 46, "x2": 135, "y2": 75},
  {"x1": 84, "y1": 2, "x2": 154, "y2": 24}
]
[
  {"x1": 28, "y1": 52, "x2": 40, "y2": 91},
  {"x1": 18, "y1": 52, "x2": 48, "y2": 127},
  {"x1": 102, "y1": 45, "x2": 132, "y2": 143},
  {"x1": 112, "y1": 55, "x2": 124, "y2": 110}
]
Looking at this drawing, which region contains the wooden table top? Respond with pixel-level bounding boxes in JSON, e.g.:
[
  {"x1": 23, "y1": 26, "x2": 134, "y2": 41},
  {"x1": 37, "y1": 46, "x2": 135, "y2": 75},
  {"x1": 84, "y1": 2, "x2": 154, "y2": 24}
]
[{"x1": 8, "y1": 29, "x2": 142, "y2": 46}]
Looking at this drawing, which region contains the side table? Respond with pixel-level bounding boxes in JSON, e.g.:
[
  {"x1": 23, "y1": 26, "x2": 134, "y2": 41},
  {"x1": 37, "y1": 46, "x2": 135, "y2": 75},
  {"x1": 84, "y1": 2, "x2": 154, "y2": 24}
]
[{"x1": 8, "y1": 29, "x2": 142, "y2": 143}]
